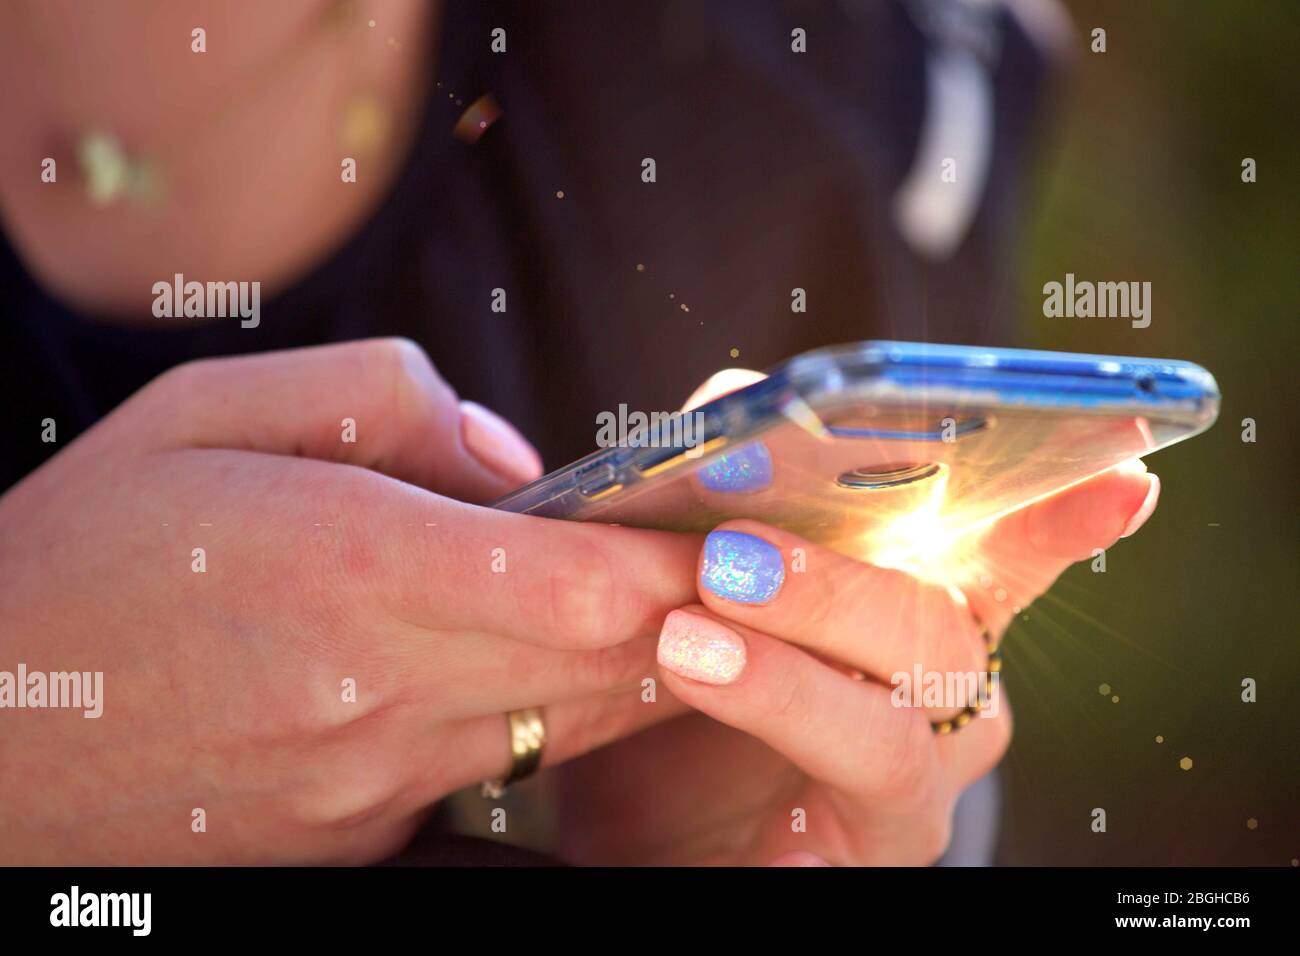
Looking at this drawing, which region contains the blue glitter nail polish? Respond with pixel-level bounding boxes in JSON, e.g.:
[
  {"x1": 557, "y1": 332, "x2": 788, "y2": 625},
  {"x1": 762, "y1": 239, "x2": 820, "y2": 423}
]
[
  {"x1": 701, "y1": 530, "x2": 785, "y2": 604},
  {"x1": 698, "y1": 443, "x2": 773, "y2": 492}
]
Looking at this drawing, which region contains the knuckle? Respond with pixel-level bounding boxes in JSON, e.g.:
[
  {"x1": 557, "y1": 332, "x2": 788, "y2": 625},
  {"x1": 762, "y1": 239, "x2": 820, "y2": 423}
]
[
  {"x1": 367, "y1": 339, "x2": 458, "y2": 450},
  {"x1": 538, "y1": 538, "x2": 620, "y2": 648},
  {"x1": 146, "y1": 356, "x2": 213, "y2": 400},
  {"x1": 1019, "y1": 503, "x2": 1059, "y2": 560},
  {"x1": 369, "y1": 335, "x2": 429, "y2": 370},
  {"x1": 373, "y1": 337, "x2": 450, "y2": 404},
  {"x1": 291, "y1": 770, "x2": 403, "y2": 832},
  {"x1": 796, "y1": 565, "x2": 838, "y2": 643},
  {"x1": 280, "y1": 672, "x2": 391, "y2": 738},
  {"x1": 282, "y1": 712, "x2": 410, "y2": 830},
  {"x1": 768, "y1": 664, "x2": 807, "y2": 723}
]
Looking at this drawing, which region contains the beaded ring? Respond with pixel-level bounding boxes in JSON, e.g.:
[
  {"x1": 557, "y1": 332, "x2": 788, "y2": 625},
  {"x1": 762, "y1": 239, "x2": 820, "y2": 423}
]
[{"x1": 931, "y1": 622, "x2": 1002, "y2": 736}]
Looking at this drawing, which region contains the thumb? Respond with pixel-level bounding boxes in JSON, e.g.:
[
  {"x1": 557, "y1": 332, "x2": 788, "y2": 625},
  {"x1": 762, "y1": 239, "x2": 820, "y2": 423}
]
[
  {"x1": 136, "y1": 338, "x2": 542, "y2": 503},
  {"x1": 680, "y1": 367, "x2": 767, "y2": 412}
]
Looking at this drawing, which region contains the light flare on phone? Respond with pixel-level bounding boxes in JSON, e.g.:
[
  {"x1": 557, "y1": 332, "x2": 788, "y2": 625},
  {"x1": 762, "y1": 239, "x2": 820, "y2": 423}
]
[{"x1": 867, "y1": 468, "x2": 971, "y2": 585}]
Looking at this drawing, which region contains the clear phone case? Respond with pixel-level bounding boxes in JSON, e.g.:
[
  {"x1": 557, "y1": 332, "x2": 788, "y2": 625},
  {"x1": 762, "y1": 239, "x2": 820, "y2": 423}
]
[{"x1": 493, "y1": 342, "x2": 1219, "y2": 573}]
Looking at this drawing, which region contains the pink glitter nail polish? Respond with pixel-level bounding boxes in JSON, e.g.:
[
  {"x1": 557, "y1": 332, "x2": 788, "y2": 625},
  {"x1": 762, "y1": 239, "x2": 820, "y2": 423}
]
[{"x1": 657, "y1": 610, "x2": 747, "y2": 685}]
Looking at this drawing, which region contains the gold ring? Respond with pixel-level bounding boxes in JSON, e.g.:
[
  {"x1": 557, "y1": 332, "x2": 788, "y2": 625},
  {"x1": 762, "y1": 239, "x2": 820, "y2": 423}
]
[
  {"x1": 931, "y1": 618, "x2": 1002, "y2": 736},
  {"x1": 480, "y1": 707, "x2": 546, "y2": 798}
]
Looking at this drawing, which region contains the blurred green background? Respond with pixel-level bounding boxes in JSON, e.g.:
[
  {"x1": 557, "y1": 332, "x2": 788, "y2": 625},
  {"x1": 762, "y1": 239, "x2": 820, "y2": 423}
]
[{"x1": 998, "y1": 0, "x2": 1299, "y2": 865}]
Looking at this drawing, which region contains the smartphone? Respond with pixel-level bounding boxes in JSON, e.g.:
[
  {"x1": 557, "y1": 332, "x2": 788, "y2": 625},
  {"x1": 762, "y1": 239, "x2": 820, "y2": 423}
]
[{"x1": 492, "y1": 341, "x2": 1219, "y2": 573}]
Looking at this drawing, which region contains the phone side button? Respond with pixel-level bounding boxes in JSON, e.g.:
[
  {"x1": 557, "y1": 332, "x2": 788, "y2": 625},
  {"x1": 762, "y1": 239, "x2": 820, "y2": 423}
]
[{"x1": 577, "y1": 464, "x2": 625, "y2": 501}]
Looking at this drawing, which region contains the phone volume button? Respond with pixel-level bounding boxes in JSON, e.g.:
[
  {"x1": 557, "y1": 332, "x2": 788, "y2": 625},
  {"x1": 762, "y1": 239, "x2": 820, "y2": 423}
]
[{"x1": 577, "y1": 464, "x2": 623, "y2": 500}]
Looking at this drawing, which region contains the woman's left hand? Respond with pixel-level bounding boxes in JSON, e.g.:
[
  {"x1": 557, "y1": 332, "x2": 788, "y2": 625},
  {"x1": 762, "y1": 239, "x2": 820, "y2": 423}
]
[{"x1": 555, "y1": 463, "x2": 1159, "y2": 865}]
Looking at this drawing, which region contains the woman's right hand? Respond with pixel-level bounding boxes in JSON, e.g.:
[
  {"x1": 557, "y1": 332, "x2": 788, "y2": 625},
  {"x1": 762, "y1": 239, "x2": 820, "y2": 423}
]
[{"x1": 0, "y1": 339, "x2": 698, "y2": 864}]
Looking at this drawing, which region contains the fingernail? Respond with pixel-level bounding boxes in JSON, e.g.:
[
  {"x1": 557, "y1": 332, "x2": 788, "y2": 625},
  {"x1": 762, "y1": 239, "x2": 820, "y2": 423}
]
[
  {"x1": 459, "y1": 401, "x2": 543, "y2": 485},
  {"x1": 701, "y1": 530, "x2": 785, "y2": 604},
  {"x1": 698, "y1": 442, "x2": 773, "y2": 492},
  {"x1": 657, "y1": 610, "x2": 747, "y2": 684},
  {"x1": 1120, "y1": 473, "x2": 1160, "y2": 538}
]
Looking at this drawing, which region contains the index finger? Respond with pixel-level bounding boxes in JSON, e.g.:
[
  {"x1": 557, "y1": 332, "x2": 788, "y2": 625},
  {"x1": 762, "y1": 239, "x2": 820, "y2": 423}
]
[
  {"x1": 360, "y1": 475, "x2": 701, "y2": 650},
  {"x1": 960, "y1": 461, "x2": 1159, "y2": 635}
]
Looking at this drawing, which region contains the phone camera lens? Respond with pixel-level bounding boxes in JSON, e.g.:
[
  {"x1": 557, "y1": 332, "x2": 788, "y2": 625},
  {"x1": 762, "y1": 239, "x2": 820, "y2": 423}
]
[{"x1": 837, "y1": 462, "x2": 942, "y2": 490}]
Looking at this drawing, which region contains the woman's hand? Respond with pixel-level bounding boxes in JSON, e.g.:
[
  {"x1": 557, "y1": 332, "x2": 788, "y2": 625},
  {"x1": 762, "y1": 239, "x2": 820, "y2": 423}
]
[
  {"x1": 0, "y1": 339, "x2": 699, "y2": 864},
  {"x1": 556, "y1": 464, "x2": 1159, "y2": 865}
]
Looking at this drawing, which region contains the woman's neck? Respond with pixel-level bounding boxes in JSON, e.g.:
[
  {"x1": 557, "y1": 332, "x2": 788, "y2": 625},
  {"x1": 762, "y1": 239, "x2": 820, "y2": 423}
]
[{"x1": 0, "y1": 0, "x2": 435, "y2": 323}]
